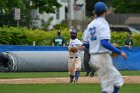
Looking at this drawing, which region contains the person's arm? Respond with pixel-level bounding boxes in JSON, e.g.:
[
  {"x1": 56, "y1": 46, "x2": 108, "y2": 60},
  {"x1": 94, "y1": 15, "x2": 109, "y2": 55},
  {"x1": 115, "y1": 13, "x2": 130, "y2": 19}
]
[
  {"x1": 124, "y1": 39, "x2": 129, "y2": 46},
  {"x1": 52, "y1": 43, "x2": 54, "y2": 46},
  {"x1": 63, "y1": 44, "x2": 66, "y2": 47},
  {"x1": 124, "y1": 39, "x2": 127, "y2": 45},
  {"x1": 83, "y1": 43, "x2": 89, "y2": 48},
  {"x1": 62, "y1": 37, "x2": 66, "y2": 47},
  {"x1": 82, "y1": 28, "x2": 90, "y2": 45},
  {"x1": 124, "y1": 39, "x2": 132, "y2": 48},
  {"x1": 99, "y1": 23, "x2": 127, "y2": 60},
  {"x1": 101, "y1": 39, "x2": 121, "y2": 55},
  {"x1": 76, "y1": 40, "x2": 85, "y2": 50},
  {"x1": 101, "y1": 39, "x2": 127, "y2": 60},
  {"x1": 131, "y1": 39, "x2": 133, "y2": 46},
  {"x1": 77, "y1": 45, "x2": 85, "y2": 50},
  {"x1": 82, "y1": 28, "x2": 91, "y2": 50}
]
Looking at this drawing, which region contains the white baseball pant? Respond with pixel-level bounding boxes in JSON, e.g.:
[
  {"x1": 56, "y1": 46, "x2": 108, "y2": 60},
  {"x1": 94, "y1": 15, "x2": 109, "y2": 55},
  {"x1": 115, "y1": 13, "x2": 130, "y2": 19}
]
[
  {"x1": 68, "y1": 57, "x2": 81, "y2": 75},
  {"x1": 90, "y1": 53, "x2": 124, "y2": 93}
]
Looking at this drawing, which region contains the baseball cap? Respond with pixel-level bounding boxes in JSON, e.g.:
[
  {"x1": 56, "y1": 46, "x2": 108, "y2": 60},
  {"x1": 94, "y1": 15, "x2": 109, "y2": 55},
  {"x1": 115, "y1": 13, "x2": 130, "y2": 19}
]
[
  {"x1": 70, "y1": 30, "x2": 77, "y2": 36},
  {"x1": 94, "y1": 2, "x2": 108, "y2": 13}
]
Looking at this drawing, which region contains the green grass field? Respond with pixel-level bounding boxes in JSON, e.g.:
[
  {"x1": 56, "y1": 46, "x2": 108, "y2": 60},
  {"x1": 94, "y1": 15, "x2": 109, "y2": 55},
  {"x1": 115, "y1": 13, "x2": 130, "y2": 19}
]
[
  {"x1": 0, "y1": 71, "x2": 139, "y2": 93},
  {"x1": 0, "y1": 71, "x2": 139, "y2": 79},
  {"x1": 0, "y1": 84, "x2": 139, "y2": 93}
]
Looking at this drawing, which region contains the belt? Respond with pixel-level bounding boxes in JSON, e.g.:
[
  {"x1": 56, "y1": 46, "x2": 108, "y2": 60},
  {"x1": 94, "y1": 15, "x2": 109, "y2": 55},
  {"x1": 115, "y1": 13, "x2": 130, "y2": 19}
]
[
  {"x1": 70, "y1": 57, "x2": 78, "y2": 59},
  {"x1": 91, "y1": 52, "x2": 110, "y2": 55}
]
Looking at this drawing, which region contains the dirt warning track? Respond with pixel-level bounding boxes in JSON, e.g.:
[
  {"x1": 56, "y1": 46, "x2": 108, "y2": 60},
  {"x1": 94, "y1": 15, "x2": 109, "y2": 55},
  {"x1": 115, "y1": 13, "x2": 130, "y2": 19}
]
[{"x1": 0, "y1": 76, "x2": 139, "y2": 84}]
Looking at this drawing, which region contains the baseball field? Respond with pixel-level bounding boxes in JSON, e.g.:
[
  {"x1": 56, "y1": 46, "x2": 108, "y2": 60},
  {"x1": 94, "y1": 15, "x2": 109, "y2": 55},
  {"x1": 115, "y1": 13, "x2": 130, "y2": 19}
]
[{"x1": 0, "y1": 71, "x2": 139, "y2": 93}]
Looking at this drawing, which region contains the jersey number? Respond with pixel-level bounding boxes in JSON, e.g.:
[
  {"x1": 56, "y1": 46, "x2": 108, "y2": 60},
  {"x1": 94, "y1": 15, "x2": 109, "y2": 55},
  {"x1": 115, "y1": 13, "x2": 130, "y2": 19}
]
[{"x1": 89, "y1": 27, "x2": 96, "y2": 41}]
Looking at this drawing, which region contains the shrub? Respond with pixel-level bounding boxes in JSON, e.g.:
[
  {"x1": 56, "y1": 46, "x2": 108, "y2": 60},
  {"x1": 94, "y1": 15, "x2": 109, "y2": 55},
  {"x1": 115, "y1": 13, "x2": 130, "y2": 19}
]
[
  {"x1": 0, "y1": 27, "x2": 29, "y2": 45},
  {"x1": 0, "y1": 26, "x2": 139, "y2": 46},
  {"x1": 53, "y1": 23, "x2": 68, "y2": 30},
  {"x1": 111, "y1": 32, "x2": 140, "y2": 46}
]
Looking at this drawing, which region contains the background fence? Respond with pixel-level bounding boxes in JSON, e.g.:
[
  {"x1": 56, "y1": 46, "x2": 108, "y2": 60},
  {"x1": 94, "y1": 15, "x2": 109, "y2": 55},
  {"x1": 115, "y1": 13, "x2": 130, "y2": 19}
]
[{"x1": 0, "y1": 45, "x2": 139, "y2": 71}]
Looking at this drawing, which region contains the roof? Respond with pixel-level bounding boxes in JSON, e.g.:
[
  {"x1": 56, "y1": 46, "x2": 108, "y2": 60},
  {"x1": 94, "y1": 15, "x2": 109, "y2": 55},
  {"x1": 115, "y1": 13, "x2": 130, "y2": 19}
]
[
  {"x1": 125, "y1": 17, "x2": 140, "y2": 24},
  {"x1": 110, "y1": 25, "x2": 128, "y2": 28}
]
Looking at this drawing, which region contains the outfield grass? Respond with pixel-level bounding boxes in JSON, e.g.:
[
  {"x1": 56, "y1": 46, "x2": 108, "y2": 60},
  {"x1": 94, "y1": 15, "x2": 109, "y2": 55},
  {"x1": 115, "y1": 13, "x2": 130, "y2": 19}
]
[
  {"x1": 0, "y1": 84, "x2": 139, "y2": 93},
  {"x1": 0, "y1": 71, "x2": 139, "y2": 79},
  {"x1": 0, "y1": 72, "x2": 68, "y2": 79},
  {"x1": 120, "y1": 71, "x2": 140, "y2": 76}
]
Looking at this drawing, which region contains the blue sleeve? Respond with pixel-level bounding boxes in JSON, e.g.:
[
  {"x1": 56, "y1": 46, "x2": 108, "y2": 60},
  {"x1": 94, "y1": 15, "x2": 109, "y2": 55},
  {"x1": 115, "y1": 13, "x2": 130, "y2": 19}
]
[
  {"x1": 101, "y1": 39, "x2": 121, "y2": 55},
  {"x1": 83, "y1": 43, "x2": 89, "y2": 48}
]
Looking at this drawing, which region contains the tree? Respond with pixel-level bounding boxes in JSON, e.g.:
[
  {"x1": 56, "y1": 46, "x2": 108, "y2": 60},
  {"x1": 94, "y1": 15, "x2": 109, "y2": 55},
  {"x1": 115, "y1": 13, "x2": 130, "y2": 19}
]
[
  {"x1": 0, "y1": 0, "x2": 25, "y2": 26},
  {"x1": 86, "y1": 0, "x2": 140, "y2": 15},
  {"x1": 0, "y1": 0, "x2": 24, "y2": 14},
  {"x1": 107, "y1": 0, "x2": 140, "y2": 13},
  {"x1": 0, "y1": 0, "x2": 61, "y2": 27},
  {"x1": 24, "y1": 0, "x2": 61, "y2": 14},
  {"x1": 86, "y1": 0, "x2": 106, "y2": 16}
]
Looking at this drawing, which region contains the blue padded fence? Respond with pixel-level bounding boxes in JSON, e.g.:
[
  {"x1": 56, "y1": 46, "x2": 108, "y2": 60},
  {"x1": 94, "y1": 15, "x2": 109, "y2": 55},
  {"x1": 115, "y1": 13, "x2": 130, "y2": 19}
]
[
  {"x1": 0, "y1": 45, "x2": 140, "y2": 70},
  {"x1": 113, "y1": 47, "x2": 140, "y2": 70},
  {"x1": 0, "y1": 45, "x2": 67, "y2": 52}
]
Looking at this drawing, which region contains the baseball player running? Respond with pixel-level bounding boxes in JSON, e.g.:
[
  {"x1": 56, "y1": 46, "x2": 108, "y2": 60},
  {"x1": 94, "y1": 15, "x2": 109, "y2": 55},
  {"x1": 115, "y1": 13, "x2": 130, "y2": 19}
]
[
  {"x1": 83, "y1": 2, "x2": 127, "y2": 93},
  {"x1": 68, "y1": 30, "x2": 83, "y2": 83}
]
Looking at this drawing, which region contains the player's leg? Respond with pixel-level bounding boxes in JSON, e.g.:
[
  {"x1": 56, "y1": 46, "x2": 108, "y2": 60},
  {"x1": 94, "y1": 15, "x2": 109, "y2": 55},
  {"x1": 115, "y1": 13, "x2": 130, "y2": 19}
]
[
  {"x1": 111, "y1": 66, "x2": 124, "y2": 93},
  {"x1": 74, "y1": 70, "x2": 80, "y2": 82},
  {"x1": 83, "y1": 48, "x2": 91, "y2": 76},
  {"x1": 97, "y1": 67, "x2": 114, "y2": 93},
  {"x1": 100, "y1": 54, "x2": 123, "y2": 93},
  {"x1": 74, "y1": 57, "x2": 81, "y2": 82},
  {"x1": 113, "y1": 86, "x2": 120, "y2": 93},
  {"x1": 101, "y1": 54, "x2": 124, "y2": 93},
  {"x1": 89, "y1": 68, "x2": 95, "y2": 77},
  {"x1": 84, "y1": 48, "x2": 95, "y2": 77},
  {"x1": 90, "y1": 54, "x2": 114, "y2": 93},
  {"x1": 68, "y1": 58, "x2": 75, "y2": 83}
]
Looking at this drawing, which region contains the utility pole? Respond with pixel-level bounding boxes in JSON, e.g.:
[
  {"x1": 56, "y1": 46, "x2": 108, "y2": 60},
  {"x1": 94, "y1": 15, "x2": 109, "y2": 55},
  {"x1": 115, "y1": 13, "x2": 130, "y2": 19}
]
[
  {"x1": 83, "y1": 0, "x2": 86, "y2": 26},
  {"x1": 68, "y1": 0, "x2": 72, "y2": 28}
]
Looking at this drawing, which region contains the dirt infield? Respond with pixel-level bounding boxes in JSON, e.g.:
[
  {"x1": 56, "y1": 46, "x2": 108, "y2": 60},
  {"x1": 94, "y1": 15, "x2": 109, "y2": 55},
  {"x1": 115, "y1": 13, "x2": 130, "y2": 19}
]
[{"x1": 0, "y1": 76, "x2": 140, "y2": 84}]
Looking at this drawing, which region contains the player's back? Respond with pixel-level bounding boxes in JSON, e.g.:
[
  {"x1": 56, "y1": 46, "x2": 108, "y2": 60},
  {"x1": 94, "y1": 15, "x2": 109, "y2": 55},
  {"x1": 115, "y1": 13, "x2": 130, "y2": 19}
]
[{"x1": 87, "y1": 17, "x2": 111, "y2": 54}]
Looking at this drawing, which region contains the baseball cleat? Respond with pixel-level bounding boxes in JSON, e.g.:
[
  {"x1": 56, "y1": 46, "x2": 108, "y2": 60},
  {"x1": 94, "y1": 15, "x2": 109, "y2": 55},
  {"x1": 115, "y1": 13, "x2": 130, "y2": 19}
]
[
  {"x1": 69, "y1": 75, "x2": 74, "y2": 83},
  {"x1": 85, "y1": 72, "x2": 90, "y2": 76},
  {"x1": 89, "y1": 72, "x2": 95, "y2": 77},
  {"x1": 69, "y1": 78, "x2": 74, "y2": 83},
  {"x1": 74, "y1": 80, "x2": 78, "y2": 83}
]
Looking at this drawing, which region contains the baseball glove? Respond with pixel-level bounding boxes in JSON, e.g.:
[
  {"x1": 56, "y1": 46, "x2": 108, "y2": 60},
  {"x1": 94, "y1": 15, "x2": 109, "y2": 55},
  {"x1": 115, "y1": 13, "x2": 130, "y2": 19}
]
[
  {"x1": 68, "y1": 47, "x2": 78, "y2": 53},
  {"x1": 111, "y1": 43, "x2": 121, "y2": 58}
]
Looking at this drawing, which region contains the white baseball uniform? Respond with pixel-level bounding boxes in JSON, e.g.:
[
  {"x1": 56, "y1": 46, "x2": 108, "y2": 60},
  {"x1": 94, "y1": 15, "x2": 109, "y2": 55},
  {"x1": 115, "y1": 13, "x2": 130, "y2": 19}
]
[
  {"x1": 83, "y1": 17, "x2": 124, "y2": 93},
  {"x1": 68, "y1": 38, "x2": 83, "y2": 71}
]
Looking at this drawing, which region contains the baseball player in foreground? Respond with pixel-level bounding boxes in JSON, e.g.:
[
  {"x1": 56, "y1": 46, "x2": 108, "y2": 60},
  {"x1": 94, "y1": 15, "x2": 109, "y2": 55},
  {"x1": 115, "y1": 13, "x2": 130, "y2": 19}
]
[
  {"x1": 83, "y1": 2, "x2": 127, "y2": 93},
  {"x1": 68, "y1": 31, "x2": 83, "y2": 83}
]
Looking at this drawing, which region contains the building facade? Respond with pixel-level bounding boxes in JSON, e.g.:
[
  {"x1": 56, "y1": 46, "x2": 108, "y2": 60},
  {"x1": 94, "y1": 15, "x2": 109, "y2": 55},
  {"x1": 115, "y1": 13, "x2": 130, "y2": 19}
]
[{"x1": 36, "y1": 0, "x2": 86, "y2": 29}]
